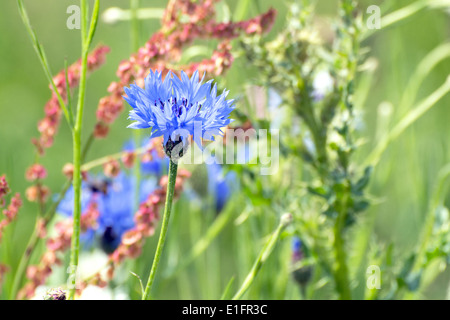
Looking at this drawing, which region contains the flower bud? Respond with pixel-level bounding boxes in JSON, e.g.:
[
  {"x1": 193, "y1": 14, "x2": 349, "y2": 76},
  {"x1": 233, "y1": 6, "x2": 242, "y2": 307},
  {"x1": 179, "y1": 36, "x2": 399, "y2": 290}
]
[
  {"x1": 103, "y1": 159, "x2": 121, "y2": 178},
  {"x1": 291, "y1": 237, "x2": 313, "y2": 288},
  {"x1": 25, "y1": 164, "x2": 47, "y2": 181}
]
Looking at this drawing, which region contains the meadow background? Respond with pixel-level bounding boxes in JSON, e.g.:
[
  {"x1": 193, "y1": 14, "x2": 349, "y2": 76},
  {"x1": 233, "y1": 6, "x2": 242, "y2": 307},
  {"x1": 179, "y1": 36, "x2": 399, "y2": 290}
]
[{"x1": 0, "y1": 0, "x2": 449, "y2": 299}]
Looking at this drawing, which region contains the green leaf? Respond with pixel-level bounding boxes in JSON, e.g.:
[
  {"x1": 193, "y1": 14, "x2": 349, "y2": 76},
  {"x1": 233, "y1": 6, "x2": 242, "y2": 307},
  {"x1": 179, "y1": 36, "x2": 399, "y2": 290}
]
[
  {"x1": 220, "y1": 276, "x2": 235, "y2": 300},
  {"x1": 307, "y1": 185, "x2": 330, "y2": 199},
  {"x1": 129, "y1": 271, "x2": 144, "y2": 296},
  {"x1": 353, "y1": 166, "x2": 373, "y2": 194},
  {"x1": 405, "y1": 271, "x2": 422, "y2": 292},
  {"x1": 399, "y1": 254, "x2": 416, "y2": 279},
  {"x1": 353, "y1": 200, "x2": 369, "y2": 213},
  {"x1": 17, "y1": 0, "x2": 72, "y2": 128},
  {"x1": 233, "y1": 0, "x2": 252, "y2": 20}
]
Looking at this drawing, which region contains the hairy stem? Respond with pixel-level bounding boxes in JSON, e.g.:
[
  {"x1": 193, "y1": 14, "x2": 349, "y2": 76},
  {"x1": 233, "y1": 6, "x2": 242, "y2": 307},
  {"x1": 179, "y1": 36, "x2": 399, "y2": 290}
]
[
  {"x1": 142, "y1": 160, "x2": 178, "y2": 300},
  {"x1": 67, "y1": 0, "x2": 99, "y2": 300},
  {"x1": 333, "y1": 192, "x2": 352, "y2": 300}
]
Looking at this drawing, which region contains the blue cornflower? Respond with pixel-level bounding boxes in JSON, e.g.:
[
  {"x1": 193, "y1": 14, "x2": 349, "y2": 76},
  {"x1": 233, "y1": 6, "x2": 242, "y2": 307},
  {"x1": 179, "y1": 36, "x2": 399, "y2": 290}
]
[
  {"x1": 206, "y1": 162, "x2": 237, "y2": 214},
  {"x1": 291, "y1": 236, "x2": 313, "y2": 287},
  {"x1": 292, "y1": 237, "x2": 303, "y2": 262},
  {"x1": 186, "y1": 159, "x2": 237, "y2": 214},
  {"x1": 124, "y1": 70, "x2": 235, "y2": 157},
  {"x1": 57, "y1": 173, "x2": 156, "y2": 253}
]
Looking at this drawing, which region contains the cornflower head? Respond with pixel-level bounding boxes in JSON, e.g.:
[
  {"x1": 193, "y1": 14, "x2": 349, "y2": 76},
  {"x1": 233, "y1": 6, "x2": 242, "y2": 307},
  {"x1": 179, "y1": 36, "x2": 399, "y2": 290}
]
[
  {"x1": 124, "y1": 70, "x2": 235, "y2": 160},
  {"x1": 291, "y1": 237, "x2": 313, "y2": 289},
  {"x1": 292, "y1": 237, "x2": 304, "y2": 263},
  {"x1": 190, "y1": 161, "x2": 236, "y2": 214},
  {"x1": 96, "y1": 3, "x2": 276, "y2": 140},
  {"x1": 57, "y1": 172, "x2": 156, "y2": 254},
  {"x1": 207, "y1": 163, "x2": 235, "y2": 213}
]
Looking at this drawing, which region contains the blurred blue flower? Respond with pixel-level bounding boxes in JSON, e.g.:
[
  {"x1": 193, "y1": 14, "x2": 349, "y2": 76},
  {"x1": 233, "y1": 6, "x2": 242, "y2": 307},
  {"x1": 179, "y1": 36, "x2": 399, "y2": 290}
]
[
  {"x1": 57, "y1": 172, "x2": 156, "y2": 253},
  {"x1": 124, "y1": 70, "x2": 235, "y2": 153},
  {"x1": 268, "y1": 87, "x2": 282, "y2": 110},
  {"x1": 206, "y1": 162, "x2": 237, "y2": 213},
  {"x1": 291, "y1": 236, "x2": 313, "y2": 288},
  {"x1": 292, "y1": 236, "x2": 303, "y2": 262},
  {"x1": 188, "y1": 158, "x2": 237, "y2": 214},
  {"x1": 123, "y1": 138, "x2": 168, "y2": 176}
]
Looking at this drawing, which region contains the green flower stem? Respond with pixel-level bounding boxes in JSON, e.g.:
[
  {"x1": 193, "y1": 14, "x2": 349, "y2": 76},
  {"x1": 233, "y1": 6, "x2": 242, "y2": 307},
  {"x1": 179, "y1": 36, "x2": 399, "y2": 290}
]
[
  {"x1": 398, "y1": 43, "x2": 450, "y2": 116},
  {"x1": 68, "y1": 128, "x2": 82, "y2": 300},
  {"x1": 130, "y1": 0, "x2": 141, "y2": 211},
  {"x1": 403, "y1": 163, "x2": 450, "y2": 299},
  {"x1": 14, "y1": 0, "x2": 99, "y2": 300},
  {"x1": 332, "y1": 192, "x2": 352, "y2": 300},
  {"x1": 81, "y1": 145, "x2": 148, "y2": 172},
  {"x1": 415, "y1": 163, "x2": 450, "y2": 269},
  {"x1": 232, "y1": 213, "x2": 292, "y2": 300},
  {"x1": 142, "y1": 159, "x2": 179, "y2": 300},
  {"x1": 67, "y1": 0, "x2": 99, "y2": 300},
  {"x1": 365, "y1": 76, "x2": 450, "y2": 167}
]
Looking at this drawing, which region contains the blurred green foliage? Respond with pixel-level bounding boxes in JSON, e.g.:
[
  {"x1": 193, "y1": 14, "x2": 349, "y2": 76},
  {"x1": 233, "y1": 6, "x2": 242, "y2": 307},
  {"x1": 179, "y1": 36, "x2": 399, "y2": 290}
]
[{"x1": 0, "y1": 0, "x2": 450, "y2": 299}]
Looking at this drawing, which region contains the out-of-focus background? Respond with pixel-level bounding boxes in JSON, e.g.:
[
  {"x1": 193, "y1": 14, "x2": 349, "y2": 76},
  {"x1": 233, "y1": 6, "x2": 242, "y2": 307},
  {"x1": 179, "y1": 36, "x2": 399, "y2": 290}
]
[{"x1": 0, "y1": 0, "x2": 449, "y2": 299}]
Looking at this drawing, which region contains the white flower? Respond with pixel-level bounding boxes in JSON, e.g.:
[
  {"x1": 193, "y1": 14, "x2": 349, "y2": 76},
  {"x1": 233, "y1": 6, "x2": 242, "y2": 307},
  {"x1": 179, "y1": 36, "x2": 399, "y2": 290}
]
[{"x1": 312, "y1": 70, "x2": 334, "y2": 102}]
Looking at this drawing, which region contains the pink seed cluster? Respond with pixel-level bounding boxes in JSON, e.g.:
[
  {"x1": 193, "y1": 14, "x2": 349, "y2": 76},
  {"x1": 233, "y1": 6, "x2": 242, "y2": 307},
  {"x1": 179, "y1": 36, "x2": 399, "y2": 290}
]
[
  {"x1": 0, "y1": 264, "x2": 9, "y2": 287},
  {"x1": 103, "y1": 158, "x2": 121, "y2": 178},
  {"x1": 111, "y1": 170, "x2": 191, "y2": 263},
  {"x1": 0, "y1": 192, "x2": 22, "y2": 242},
  {"x1": 25, "y1": 164, "x2": 48, "y2": 181},
  {"x1": 18, "y1": 203, "x2": 100, "y2": 299},
  {"x1": 79, "y1": 169, "x2": 191, "y2": 291},
  {"x1": 0, "y1": 176, "x2": 22, "y2": 286},
  {"x1": 32, "y1": 46, "x2": 110, "y2": 155},
  {"x1": 13, "y1": 0, "x2": 277, "y2": 299},
  {"x1": 26, "y1": 46, "x2": 110, "y2": 209},
  {"x1": 0, "y1": 176, "x2": 22, "y2": 242},
  {"x1": 24, "y1": 163, "x2": 50, "y2": 204},
  {"x1": 0, "y1": 175, "x2": 10, "y2": 207}
]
